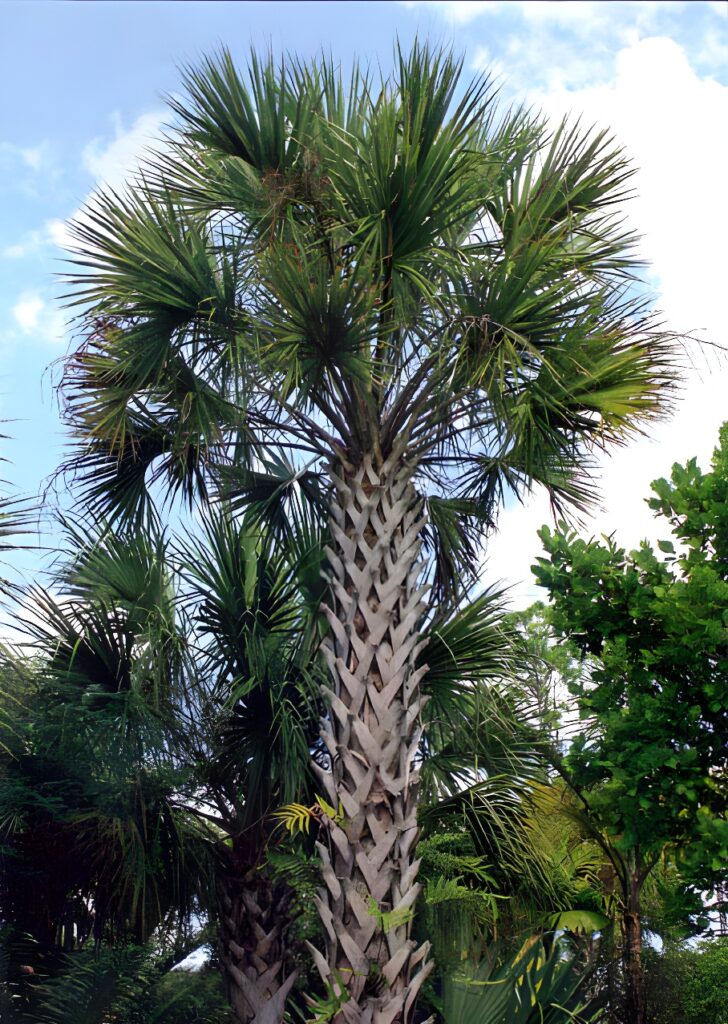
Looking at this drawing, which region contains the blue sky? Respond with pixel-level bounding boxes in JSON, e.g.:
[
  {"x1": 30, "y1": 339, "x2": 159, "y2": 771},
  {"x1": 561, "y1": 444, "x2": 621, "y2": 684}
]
[{"x1": 1, "y1": 0, "x2": 727, "y2": 598}]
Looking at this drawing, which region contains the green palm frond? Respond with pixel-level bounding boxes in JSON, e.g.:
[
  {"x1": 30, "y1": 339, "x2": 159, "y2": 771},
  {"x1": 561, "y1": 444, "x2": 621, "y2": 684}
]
[
  {"x1": 172, "y1": 48, "x2": 311, "y2": 172},
  {"x1": 53, "y1": 515, "x2": 174, "y2": 623},
  {"x1": 219, "y1": 448, "x2": 327, "y2": 537},
  {"x1": 418, "y1": 587, "x2": 540, "y2": 798},
  {"x1": 271, "y1": 801, "x2": 318, "y2": 836},
  {"x1": 422, "y1": 496, "x2": 492, "y2": 604},
  {"x1": 0, "y1": 493, "x2": 35, "y2": 556},
  {"x1": 175, "y1": 505, "x2": 324, "y2": 838},
  {"x1": 424, "y1": 585, "x2": 517, "y2": 694},
  {"x1": 443, "y1": 938, "x2": 603, "y2": 1024},
  {"x1": 64, "y1": 186, "x2": 239, "y2": 325}
]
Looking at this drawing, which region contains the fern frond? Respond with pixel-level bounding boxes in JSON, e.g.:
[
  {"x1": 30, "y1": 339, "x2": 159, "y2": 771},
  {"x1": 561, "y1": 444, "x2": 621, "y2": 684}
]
[{"x1": 271, "y1": 801, "x2": 317, "y2": 835}]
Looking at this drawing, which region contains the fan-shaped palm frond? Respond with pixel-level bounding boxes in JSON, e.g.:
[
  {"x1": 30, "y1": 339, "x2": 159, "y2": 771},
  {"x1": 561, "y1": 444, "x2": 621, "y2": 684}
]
[
  {"x1": 443, "y1": 938, "x2": 602, "y2": 1024},
  {"x1": 417, "y1": 586, "x2": 540, "y2": 799}
]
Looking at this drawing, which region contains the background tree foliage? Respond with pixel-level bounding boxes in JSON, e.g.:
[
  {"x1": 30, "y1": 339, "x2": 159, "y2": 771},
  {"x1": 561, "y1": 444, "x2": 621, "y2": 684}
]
[
  {"x1": 643, "y1": 938, "x2": 728, "y2": 1024},
  {"x1": 533, "y1": 425, "x2": 728, "y2": 1023},
  {"x1": 535, "y1": 425, "x2": 727, "y2": 880}
]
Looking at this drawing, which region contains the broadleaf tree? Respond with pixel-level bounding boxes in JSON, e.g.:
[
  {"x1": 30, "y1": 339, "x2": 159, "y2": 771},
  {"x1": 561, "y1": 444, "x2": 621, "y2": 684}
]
[
  {"x1": 57, "y1": 44, "x2": 678, "y2": 1023},
  {"x1": 534, "y1": 425, "x2": 728, "y2": 1024}
]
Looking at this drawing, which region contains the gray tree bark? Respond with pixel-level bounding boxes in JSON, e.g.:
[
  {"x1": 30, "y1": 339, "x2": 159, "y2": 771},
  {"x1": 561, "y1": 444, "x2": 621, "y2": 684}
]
[
  {"x1": 311, "y1": 450, "x2": 432, "y2": 1024},
  {"x1": 217, "y1": 858, "x2": 298, "y2": 1024}
]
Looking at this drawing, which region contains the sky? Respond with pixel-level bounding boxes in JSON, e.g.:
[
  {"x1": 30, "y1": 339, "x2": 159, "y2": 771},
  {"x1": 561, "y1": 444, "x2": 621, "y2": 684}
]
[{"x1": 1, "y1": 0, "x2": 727, "y2": 604}]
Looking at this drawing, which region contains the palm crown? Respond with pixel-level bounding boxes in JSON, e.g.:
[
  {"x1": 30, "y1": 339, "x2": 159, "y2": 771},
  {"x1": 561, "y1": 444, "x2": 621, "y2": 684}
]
[{"x1": 62, "y1": 45, "x2": 673, "y2": 554}]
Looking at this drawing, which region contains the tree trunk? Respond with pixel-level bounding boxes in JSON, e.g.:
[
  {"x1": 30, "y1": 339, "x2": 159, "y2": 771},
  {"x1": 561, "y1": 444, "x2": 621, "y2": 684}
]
[
  {"x1": 312, "y1": 451, "x2": 432, "y2": 1024},
  {"x1": 605, "y1": 939, "x2": 621, "y2": 1024},
  {"x1": 621, "y1": 878, "x2": 645, "y2": 1024},
  {"x1": 596, "y1": 861, "x2": 620, "y2": 1023},
  {"x1": 217, "y1": 855, "x2": 298, "y2": 1024}
]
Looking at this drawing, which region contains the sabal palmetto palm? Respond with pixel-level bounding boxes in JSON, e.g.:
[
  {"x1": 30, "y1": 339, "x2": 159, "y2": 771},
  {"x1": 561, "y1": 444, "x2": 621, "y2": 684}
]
[
  {"x1": 0, "y1": 497, "x2": 323, "y2": 1022},
  {"x1": 59, "y1": 43, "x2": 677, "y2": 1022},
  {"x1": 173, "y1": 506, "x2": 326, "y2": 1024}
]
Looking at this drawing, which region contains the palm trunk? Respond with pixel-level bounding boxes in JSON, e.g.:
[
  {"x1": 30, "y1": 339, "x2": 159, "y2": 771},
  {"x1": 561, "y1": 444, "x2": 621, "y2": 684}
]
[
  {"x1": 217, "y1": 850, "x2": 298, "y2": 1024},
  {"x1": 621, "y1": 880, "x2": 644, "y2": 1024},
  {"x1": 312, "y1": 451, "x2": 432, "y2": 1024}
]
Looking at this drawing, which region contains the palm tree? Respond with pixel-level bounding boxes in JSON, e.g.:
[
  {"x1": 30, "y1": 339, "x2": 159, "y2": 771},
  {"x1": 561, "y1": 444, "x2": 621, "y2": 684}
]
[
  {"x1": 58, "y1": 43, "x2": 678, "y2": 1021},
  {"x1": 173, "y1": 507, "x2": 326, "y2": 1024},
  {"x1": 0, "y1": 523, "x2": 204, "y2": 957}
]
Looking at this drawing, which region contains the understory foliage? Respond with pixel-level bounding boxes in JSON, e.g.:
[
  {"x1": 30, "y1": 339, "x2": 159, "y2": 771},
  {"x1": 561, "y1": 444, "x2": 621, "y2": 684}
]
[
  {"x1": 442, "y1": 939, "x2": 602, "y2": 1024},
  {"x1": 1, "y1": 938, "x2": 229, "y2": 1024}
]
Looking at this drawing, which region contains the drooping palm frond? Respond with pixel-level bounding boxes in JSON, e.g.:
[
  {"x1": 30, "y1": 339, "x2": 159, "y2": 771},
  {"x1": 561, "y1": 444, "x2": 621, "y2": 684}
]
[
  {"x1": 0, "y1": 494, "x2": 35, "y2": 561},
  {"x1": 217, "y1": 448, "x2": 328, "y2": 544},
  {"x1": 422, "y1": 496, "x2": 492, "y2": 605},
  {"x1": 417, "y1": 585, "x2": 542, "y2": 799}
]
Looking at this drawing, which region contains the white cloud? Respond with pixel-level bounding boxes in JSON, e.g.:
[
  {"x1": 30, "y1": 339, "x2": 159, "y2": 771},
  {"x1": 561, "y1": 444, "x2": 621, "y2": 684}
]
[
  {"x1": 470, "y1": 44, "x2": 507, "y2": 83},
  {"x1": 28, "y1": 108, "x2": 169, "y2": 266},
  {"x1": 12, "y1": 293, "x2": 44, "y2": 331},
  {"x1": 20, "y1": 146, "x2": 44, "y2": 171},
  {"x1": 2, "y1": 229, "x2": 44, "y2": 260},
  {"x1": 399, "y1": 1, "x2": 498, "y2": 23},
  {"x1": 3, "y1": 110, "x2": 166, "y2": 264},
  {"x1": 45, "y1": 217, "x2": 74, "y2": 250},
  {"x1": 402, "y1": 0, "x2": 688, "y2": 30},
  {"x1": 10, "y1": 291, "x2": 66, "y2": 346},
  {"x1": 485, "y1": 35, "x2": 728, "y2": 606},
  {"x1": 696, "y1": 26, "x2": 728, "y2": 67},
  {"x1": 535, "y1": 36, "x2": 727, "y2": 343},
  {"x1": 519, "y1": 1, "x2": 608, "y2": 26},
  {"x1": 82, "y1": 109, "x2": 166, "y2": 189},
  {"x1": 0, "y1": 140, "x2": 49, "y2": 171}
]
